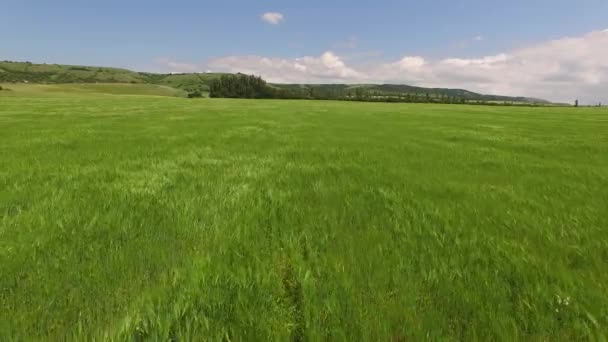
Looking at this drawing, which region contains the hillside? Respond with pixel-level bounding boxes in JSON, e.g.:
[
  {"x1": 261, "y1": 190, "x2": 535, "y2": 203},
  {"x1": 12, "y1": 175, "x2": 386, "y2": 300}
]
[
  {"x1": 0, "y1": 61, "x2": 226, "y2": 96},
  {"x1": 0, "y1": 61, "x2": 550, "y2": 103},
  {"x1": 0, "y1": 83, "x2": 187, "y2": 97}
]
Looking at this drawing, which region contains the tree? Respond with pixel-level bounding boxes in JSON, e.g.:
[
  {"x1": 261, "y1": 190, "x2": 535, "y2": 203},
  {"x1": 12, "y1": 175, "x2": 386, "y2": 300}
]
[
  {"x1": 209, "y1": 74, "x2": 275, "y2": 99},
  {"x1": 575, "y1": 99, "x2": 579, "y2": 107}
]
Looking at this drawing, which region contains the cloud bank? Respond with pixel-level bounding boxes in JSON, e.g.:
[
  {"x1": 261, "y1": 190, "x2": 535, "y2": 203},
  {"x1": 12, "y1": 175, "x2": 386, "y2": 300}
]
[{"x1": 160, "y1": 30, "x2": 608, "y2": 104}]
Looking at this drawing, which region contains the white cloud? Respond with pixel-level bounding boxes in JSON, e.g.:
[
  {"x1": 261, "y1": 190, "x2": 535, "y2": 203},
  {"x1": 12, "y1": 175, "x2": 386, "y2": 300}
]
[
  {"x1": 473, "y1": 35, "x2": 484, "y2": 41},
  {"x1": 261, "y1": 12, "x2": 284, "y2": 25},
  {"x1": 441, "y1": 54, "x2": 510, "y2": 68},
  {"x1": 294, "y1": 63, "x2": 307, "y2": 72},
  {"x1": 319, "y1": 51, "x2": 361, "y2": 77},
  {"x1": 204, "y1": 51, "x2": 362, "y2": 83},
  {"x1": 159, "y1": 29, "x2": 608, "y2": 104},
  {"x1": 396, "y1": 56, "x2": 426, "y2": 70}
]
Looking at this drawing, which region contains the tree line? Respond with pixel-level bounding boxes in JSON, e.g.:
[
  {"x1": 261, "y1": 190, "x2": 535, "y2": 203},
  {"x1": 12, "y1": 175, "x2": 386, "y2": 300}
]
[
  {"x1": 208, "y1": 74, "x2": 548, "y2": 106},
  {"x1": 208, "y1": 74, "x2": 273, "y2": 98}
]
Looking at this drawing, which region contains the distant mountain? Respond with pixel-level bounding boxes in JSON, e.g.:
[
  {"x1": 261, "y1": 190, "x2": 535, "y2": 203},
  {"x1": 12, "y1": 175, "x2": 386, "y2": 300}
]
[{"x1": 0, "y1": 61, "x2": 551, "y2": 104}]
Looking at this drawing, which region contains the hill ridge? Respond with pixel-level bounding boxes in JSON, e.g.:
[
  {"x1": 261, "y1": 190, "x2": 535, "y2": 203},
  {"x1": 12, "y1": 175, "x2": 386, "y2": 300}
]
[{"x1": 0, "y1": 60, "x2": 550, "y2": 103}]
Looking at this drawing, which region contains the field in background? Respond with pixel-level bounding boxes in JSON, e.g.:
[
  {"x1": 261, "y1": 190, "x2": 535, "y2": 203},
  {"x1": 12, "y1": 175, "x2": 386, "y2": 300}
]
[
  {"x1": 1, "y1": 91, "x2": 607, "y2": 340},
  {"x1": 0, "y1": 83, "x2": 186, "y2": 97}
]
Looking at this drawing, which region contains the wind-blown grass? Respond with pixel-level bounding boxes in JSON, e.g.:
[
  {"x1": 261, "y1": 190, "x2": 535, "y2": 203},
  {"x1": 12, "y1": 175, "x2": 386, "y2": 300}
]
[{"x1": 1, "y1": 93, "x2": 607, "y2": 340}]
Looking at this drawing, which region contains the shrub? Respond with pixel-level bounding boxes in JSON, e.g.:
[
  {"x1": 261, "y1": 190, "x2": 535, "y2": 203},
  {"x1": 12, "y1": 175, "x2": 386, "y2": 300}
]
[{"x1": 187, "y1": 91, "x2": 203, "y2": 98}]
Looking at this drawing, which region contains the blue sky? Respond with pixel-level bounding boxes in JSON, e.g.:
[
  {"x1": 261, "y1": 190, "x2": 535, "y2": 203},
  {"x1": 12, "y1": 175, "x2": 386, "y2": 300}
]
[{"x1": 1, "y1": 0, "x2": 607, "y2": 102}]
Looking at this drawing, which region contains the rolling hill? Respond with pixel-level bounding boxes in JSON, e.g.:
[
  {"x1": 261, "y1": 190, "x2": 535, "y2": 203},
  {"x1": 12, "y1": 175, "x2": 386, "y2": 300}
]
[
  {"x1": 0, "y1": 61, "x2": 225, "y2": 96},
  {"x1": 0, "y1": 83, "x2": 187, "y2": 97},
  {"x1": 0, "y1": 60, "x2": 550, "y2": 103}
]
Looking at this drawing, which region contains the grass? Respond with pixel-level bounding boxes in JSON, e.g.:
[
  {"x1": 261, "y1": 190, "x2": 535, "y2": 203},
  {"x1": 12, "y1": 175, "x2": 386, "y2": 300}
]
[
  {"x1": 0, "y1": 61, "x2": 149, "y2": 84},
  {"x1": 1, "y1": 88, "x2": 607, "y2": 340},
  {"x1": 0, "y1": 61, "x2": 227, "y2": 95},
  {"x1": 0, "y1": 83, "x2": 186, "y2": 97}
]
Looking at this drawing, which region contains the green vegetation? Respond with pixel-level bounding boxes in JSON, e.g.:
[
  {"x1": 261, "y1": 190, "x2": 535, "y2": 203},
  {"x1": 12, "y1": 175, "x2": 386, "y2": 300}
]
[
  {"x1": 0, "y1": 61, "x2": 225, "y2": 97},
  {"x1": 0, "y1": 83, "x2": 186, "y2": 97},
  {"x1": 209, "y1": 74, "x2": 275, "y2": 98},
  {"x1": 271, "y1": 83, "x2": 552, "y2": 104},
  {"x1": 152, "y1": 73, "x2": 224, "y2": 96},
  {"x1": 209, "y1": 74, "x2": 553, "y2": 105},
  {"x1": 1, "y1": 61, "x2": 553, "y2": 104},
  {"x1": 0, "y1": 61, "x2": 148, "y2": 84},
  {"x1": 1, "y1": 90, "x2": 607, "y2": 340}
]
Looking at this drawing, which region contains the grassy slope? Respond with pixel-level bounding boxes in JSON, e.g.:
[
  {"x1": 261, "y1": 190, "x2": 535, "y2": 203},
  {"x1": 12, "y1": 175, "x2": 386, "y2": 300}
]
[
  {"x1": 0, "y1": 83, "x2": 187, "y2": 97},
  {"x1": 153, "y1": 73, "x2": 225, "y2": 94},
  {"x1": 0, "y1": 61, "x2": 226, "y2": 95},
  {"x1": 0, "y1": 94, "x2": 607, "y2": 340},
  {"x1": 0, "y1": 61, "x2": 148, "y2": 83}
]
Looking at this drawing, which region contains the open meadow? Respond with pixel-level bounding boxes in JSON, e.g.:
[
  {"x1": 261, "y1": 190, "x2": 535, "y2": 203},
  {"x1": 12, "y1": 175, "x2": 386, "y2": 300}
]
[{"x1": 1, "y1": 86, "x2": 607, "y2": 340}]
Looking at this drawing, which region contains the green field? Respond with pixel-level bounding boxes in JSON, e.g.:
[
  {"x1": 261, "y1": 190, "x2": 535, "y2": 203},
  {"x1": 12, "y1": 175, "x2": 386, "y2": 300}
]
[
  {"x1": 1, "y1": 87, "x2": 607, "y2": 340},
  {"x1": 0, "y1": 83, "x2": 186, "y2": 97}
]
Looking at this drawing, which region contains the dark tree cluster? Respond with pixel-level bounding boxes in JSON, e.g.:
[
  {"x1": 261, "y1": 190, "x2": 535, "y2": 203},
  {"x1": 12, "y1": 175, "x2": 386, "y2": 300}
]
[
  {"x1": 343, "y1": 89, "x2": 469, "y2": 104},
  {"x1": 209, "y1": 74, "x2": 275, "y2": 98}
]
